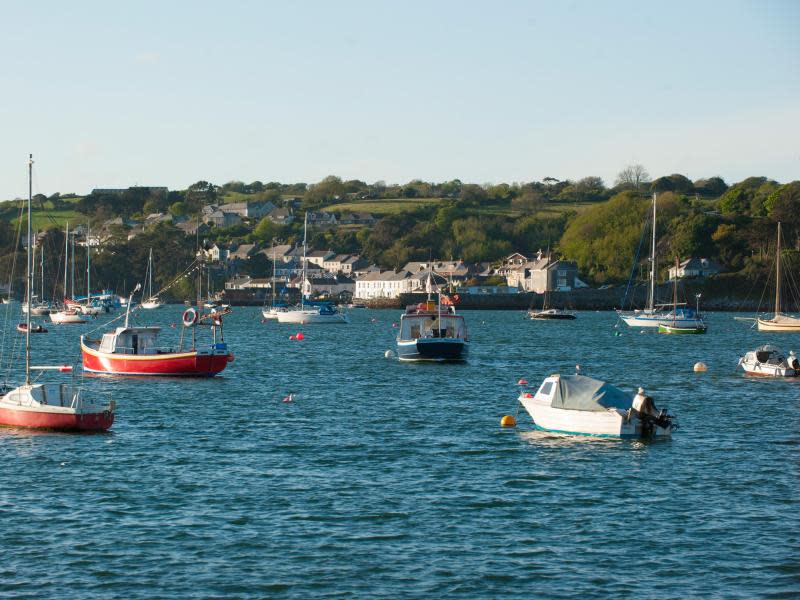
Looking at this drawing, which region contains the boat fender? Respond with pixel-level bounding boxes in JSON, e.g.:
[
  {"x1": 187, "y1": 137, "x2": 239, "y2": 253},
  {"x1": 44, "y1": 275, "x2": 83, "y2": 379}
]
[{"x1": 182, "y1": 308, "x2": 198, "y2": 327}]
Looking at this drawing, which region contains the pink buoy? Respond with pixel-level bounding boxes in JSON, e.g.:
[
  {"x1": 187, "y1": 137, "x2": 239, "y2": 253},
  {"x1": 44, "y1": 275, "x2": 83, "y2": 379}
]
[
  {"x1": 392, "y1": 323, "x2": 398, "y2": 328},
  {"x1": 296, "y1": 332, "x2": 305, "y2": 341},
  {"x1": 289, "y1": 335, "x2": 296, "y2": 341},
  {"x1": 518, "y1": 379, "x2": 528, "y2": 385}
]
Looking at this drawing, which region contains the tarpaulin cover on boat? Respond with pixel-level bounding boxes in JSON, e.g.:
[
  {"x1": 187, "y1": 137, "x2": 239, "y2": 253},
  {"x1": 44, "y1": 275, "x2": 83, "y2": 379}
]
[{"x1": 553, "y1": 375, "x2": 633, "y2": 412}]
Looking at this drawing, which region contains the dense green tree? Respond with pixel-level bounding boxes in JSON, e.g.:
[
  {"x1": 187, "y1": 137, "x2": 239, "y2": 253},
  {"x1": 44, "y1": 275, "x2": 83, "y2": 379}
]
[{"x1": 560, "y1": 191, "x2": 649, "y2": 282}]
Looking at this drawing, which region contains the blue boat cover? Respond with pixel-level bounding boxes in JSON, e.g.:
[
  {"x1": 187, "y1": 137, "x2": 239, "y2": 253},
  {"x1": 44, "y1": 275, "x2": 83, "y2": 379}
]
[{"x1": 553, "y1": 375, "x2": 633, "y2": 412}]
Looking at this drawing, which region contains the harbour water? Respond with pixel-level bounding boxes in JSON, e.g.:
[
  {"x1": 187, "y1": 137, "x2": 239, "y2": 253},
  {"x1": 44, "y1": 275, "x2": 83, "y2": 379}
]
[{"x1": 1, "y1": 308, "x2": 798, "y2": 598}]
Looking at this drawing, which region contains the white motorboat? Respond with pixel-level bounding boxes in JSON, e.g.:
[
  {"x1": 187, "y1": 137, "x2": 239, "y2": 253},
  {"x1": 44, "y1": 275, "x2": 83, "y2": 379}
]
[
  {"x1": 276, "y1": 305, "x2": 349, "y2": 324},
  {"x1": 518, "y1": 373, "x2": 675, "y2": 438},
  {"x1": 262, "y1": 306, "x2": 287, "y2": 320},
  {"x1": 49, "y1": 309, "x2": 87, "y2": 324},
  {"x1": 739, "y1": 345, "x2": 799, "y2": 377}
]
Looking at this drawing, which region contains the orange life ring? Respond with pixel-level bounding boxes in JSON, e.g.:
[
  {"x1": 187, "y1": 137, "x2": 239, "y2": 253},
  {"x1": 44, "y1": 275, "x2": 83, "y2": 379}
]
[{"x1": 182, "y1": 308, "x2": 198, "y2": 327}]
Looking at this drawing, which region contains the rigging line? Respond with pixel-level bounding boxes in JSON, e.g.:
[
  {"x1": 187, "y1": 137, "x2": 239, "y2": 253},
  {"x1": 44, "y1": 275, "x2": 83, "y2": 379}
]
[
  {"x1": 619, "y1": 210, "x2": 650, "y2": 311},
  {"x1": 82, "y1": 259, "x2": 203, "y2": 338},
  {"x1": 0, "y1": 199, "x2": 26, "y2": 384}
]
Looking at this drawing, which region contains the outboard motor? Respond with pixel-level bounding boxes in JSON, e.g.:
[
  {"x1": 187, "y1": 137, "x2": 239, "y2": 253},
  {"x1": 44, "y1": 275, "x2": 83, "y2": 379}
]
[{"x1": 632, "y1": 387, "x2": 676, "y2": 438}]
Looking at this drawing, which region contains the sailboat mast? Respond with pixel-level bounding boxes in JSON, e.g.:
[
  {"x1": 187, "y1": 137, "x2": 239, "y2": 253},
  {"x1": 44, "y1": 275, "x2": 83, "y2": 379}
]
[
  {"x1": 25, "y1": 155, "x2": 32, "y2": 385},
  {"x1": 271, "y1": 242, "x2": 276, "y2": 307},
  {"x1": 649, "y1": 192, "x2": 657, "y2": 312},
  {"x1": 64, "y1": 221, "x2": 69, "y2": 302},
  {"x1": 86, "y1": 222, "x2": 91, "y2": 305},
  {"x1": 40, "y1": 233, "x2": 45, "y2": 302},
  {"x1": 301, "y1": 212, "x2": 307, "y2": 311},
  {"x1": 70, "y1": 230, "x2": 75, "y2": 300},
  {"x1": 672, "y1": 256, "x2": 678, "y2": 324},
  {"x1": 775, "y1": 222, "x2": 782, "y2": 317}
]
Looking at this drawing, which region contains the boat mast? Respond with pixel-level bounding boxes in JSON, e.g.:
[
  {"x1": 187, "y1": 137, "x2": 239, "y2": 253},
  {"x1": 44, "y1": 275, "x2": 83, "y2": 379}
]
[
  {"x1": 148, "y1": 248, "x2": 153, "y2": 300},
  {"x1": 86, "y1": 222, "x2": 91, "y2": 305},
  {"x1": 64, "y1": 221, "x2": 69, "y2": 303},
  {"x1": 30, "y1": 234, "x2": 35, "y2": 307},
  {"x1": 70, "y1": 229, "x2": 75, "y2": 300},
  {"x1": 775, "y1": 222, "x2": 782, "y2": 318},
  {"x1": 648, "y1": 192, "x2": 657, "y2": 312},
  {"x1": 25, "y1": 155, "x2": 32, "y2": 384},
  {"x1": 40, "y1": 232, "x2": 45, "y2": 303},
  {"x1": 301, "y1": 212, "x2": 307, "y2": 311},
  {"x1": 271, "y1": 241, "x2": 276, "y2": 309},
  {"x1": 672, "y1": 256, "x2": 678, "y2": 325}
]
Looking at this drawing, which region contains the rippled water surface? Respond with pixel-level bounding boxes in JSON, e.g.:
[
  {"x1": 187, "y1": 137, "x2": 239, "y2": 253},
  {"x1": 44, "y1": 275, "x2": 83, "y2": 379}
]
[{"x1": 1, "y1": 307, "x2": 798, "y2": 598}]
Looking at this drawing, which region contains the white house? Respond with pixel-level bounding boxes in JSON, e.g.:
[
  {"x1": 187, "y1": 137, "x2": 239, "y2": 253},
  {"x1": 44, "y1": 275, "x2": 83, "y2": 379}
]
[
  {"x1": 506, "y1": 251, "x2": 578, "y2": 292},
  {"x1": 668, "y1": 257, "x2": 722, "y2": 280},
  {"x1": 355, "y1": 270, "x2": 417, "y2": 299}
]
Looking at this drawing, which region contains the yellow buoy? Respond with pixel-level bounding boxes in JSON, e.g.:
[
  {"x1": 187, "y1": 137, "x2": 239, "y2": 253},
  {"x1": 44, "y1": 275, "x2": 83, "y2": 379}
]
[
  {"x1": 500, "y1": 415, "x2": 517, "y2": 427},
  {"x1": 693, "y1": 362, "x2": 708, "y2": 373}
]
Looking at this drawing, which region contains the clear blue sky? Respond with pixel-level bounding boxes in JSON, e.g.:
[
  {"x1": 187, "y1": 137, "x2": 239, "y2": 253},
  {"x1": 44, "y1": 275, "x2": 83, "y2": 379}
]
[{"x1": 1, "y1": 0, "x2": 798, "y2": 199}]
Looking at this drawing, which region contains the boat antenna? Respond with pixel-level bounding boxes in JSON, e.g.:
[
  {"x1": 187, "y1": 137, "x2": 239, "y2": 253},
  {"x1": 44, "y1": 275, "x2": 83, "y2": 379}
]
[
  {"x1": 125, "y1": 283, "x2": 141, "y2": 328},
  {"x1": 25, "y1": 154, "x2": 32, "y2": 385}
]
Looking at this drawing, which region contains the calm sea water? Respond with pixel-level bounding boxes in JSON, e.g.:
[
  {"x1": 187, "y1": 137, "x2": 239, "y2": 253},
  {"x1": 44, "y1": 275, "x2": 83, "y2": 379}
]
[{"x1": 0, "y1": 307, "x2": 798, "y2": 598}]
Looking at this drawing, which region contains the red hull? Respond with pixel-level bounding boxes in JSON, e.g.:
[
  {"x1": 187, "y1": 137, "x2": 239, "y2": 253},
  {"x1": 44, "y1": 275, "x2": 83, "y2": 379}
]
[
  {"x1": 0, "y1": 406, "x2": 113, "y2": 431},
  {"x1": 81, "y1": 343, "x2": 232, "y2": 377}
]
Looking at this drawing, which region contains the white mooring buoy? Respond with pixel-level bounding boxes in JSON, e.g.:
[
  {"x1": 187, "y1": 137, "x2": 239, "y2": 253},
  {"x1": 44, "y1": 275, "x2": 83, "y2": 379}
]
[{"x1": 693, "y1": 362, "x2": 708, "y2": 373}]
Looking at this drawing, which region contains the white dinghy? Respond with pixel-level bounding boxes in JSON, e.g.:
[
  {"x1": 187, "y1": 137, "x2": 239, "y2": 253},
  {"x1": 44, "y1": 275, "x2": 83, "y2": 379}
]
[
  {"x1": 739, "y1": 345, "x2": 799, "y2": 378},
  {"x1": 517, "y1": 373, "x2": 675, "y2": 439}
]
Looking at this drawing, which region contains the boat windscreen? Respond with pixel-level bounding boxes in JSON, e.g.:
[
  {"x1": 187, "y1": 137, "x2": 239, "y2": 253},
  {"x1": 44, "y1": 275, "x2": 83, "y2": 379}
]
[{"x1": 553, "y1": 375, "x2": 633, "y2": 412}]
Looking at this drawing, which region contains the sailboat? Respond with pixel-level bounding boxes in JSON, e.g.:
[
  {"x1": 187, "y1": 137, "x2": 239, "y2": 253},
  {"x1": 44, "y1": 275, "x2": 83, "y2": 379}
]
[
  {"x1": 276, "y1": 213, "x2": 349, "y2": 324},
  {"x1": 262, "y1": 242, "x2": 286, "y2": 320},
  {"x1": 617, "y1": 193, "x2": 703, "y2": 328},
  {"x1": 526, "y1": 251, "x2": 576, "y2": 320},
  {"x1": 22, "y1": 235, "x2": 51, "y2": 315},
  {"x1": 140, "y1": 248, "x2": 164, "y2": 309},
  {"x1": 0, "y1": 155, "x2": 114, "y2": 431},
  {"x1": 77, "y1": 224, "x2": 104, "y2": 316},
  {"x1": 50, "y1": 221, "x2": 87, "y2": 324},
  {"x1": 658, "y1": 257, "x2": 707, "y2": 334},
  {"x1": 756, "y1": 222, "x2": 800, "y2": 332}
]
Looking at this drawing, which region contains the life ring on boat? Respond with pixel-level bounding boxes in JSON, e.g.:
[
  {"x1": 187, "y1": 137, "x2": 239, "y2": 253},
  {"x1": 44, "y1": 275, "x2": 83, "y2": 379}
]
[
  {"x1": 452, "y1": 294, "x2": 460, "y2": 304},
  {"x1": 182, "y1": 308, "x2": 198, "y2": 327}
]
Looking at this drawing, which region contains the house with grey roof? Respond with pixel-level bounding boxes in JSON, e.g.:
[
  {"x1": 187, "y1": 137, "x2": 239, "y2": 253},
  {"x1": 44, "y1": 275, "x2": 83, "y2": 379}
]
[
  {"x1": 266, "y1": 207, "x2": 294, "y2": 225},
  {"x1": 204, "y1": 210, "x2": 242, "y2": 228},
  {"x1": 220, "y1": 200, "x2": 276, "y2": 220},
  {"x1": 307, "y1": 249, "x2": 335, "y2": 267},
  {"x1": 506, "y1": 250, "x2": 578, "y2": 292}
]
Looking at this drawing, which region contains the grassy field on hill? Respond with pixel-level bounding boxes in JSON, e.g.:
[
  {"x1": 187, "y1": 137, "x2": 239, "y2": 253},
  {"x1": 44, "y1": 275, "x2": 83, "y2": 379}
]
[
  {"x1": 320, "y1": 197, "x2": 602, "y2": 218},
  {"x1": 15, "y1": 210, "x2": 82, "y2": 230}
]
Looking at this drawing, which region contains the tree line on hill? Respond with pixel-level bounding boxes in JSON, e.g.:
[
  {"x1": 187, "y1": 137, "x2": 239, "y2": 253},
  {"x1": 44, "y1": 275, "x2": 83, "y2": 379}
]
[{"x1": 1, "y1": 165, "x2": 797, "y2": 299}]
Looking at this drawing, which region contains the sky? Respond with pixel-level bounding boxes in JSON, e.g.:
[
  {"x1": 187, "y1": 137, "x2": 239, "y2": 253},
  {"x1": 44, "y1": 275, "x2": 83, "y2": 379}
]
[{"x1": 0, "y1": 0, "x2": 798, "y2": 199}]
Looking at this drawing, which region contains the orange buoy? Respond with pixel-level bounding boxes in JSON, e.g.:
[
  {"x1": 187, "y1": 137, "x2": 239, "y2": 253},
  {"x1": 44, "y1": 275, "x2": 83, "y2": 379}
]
[
  {"x1": 517, "y1": 378, "x2": 528, "y2": 385},
  {"x1": 500, "y1": 415, "x2": 517, "y2": 427},
  {"x1": 523, "y1": 392, "x2": 533, "y2": 398}
]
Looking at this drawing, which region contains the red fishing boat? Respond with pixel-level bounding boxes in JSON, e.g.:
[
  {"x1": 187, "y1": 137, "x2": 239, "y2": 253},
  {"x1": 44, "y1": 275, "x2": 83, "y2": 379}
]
[{"x1": 80, "y1": 305, "x2": 234, "y2": 377}]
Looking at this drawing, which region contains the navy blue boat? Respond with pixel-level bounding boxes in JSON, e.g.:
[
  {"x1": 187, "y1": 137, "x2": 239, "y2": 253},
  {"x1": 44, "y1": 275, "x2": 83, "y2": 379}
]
[{"x1": 396, "y1": 299, "x2": 469, "y2": 362}]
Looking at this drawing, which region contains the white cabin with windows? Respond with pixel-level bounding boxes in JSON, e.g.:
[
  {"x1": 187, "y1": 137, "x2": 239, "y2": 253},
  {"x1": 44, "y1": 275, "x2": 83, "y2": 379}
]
[{"x1": 98, "y1": 326, "x2": 173, "y2": 355}]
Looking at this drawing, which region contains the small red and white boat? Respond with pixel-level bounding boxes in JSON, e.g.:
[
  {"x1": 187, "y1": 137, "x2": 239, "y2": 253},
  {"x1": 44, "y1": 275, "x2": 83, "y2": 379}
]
[
  {"x1": 0, "y1": 377, "x2": 115, "y2": 431},
  {"x1": 0, "y1": 154, "x2": 114, "y2": 432},
  {"x1": 80, "y1": 306, "x2": 233, "y2": 377}
]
